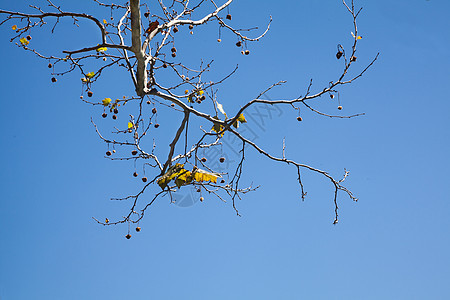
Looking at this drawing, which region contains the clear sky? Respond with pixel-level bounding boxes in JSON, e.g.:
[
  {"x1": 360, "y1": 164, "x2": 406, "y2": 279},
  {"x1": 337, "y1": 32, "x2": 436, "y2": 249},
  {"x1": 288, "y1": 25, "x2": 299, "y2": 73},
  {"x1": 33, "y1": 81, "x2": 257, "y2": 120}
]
[{"x1": 1, "y1": 0, "x2": 449, "y2": 299}]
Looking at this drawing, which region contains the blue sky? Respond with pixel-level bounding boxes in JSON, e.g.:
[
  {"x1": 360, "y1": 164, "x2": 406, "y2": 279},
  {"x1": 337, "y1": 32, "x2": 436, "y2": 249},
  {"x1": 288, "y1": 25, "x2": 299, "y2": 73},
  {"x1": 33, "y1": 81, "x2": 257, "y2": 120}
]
[{"x1": 1, "y1": 0, "x2": 449, "y2": 299}]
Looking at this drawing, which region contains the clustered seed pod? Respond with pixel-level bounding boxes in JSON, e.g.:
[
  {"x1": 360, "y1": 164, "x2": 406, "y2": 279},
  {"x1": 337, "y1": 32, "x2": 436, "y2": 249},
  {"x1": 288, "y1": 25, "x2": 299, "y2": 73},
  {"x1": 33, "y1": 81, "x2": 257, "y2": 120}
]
[
  {"x1": 106, "y1": 150, "x2": 112, "y2": 156},
  {"x1": 336, "y1": 51, "x2": 343, "y2": 59},
  {"x1": 102, "y1": 113, "x2": 107, "y2": 118}
]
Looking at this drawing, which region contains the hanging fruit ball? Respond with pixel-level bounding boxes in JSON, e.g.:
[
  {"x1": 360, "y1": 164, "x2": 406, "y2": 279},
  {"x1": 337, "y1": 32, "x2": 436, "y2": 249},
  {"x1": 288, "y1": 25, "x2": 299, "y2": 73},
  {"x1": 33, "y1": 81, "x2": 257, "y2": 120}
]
[
  {"x1": 200, "y1": 197, "x2": 204, "y2": 202},
  {"x1": 51, "y1": 77, "x2": 57, "y2": 83},
  {"x1": 154, "y1": 123, "x2": 160, "y2": 128},
  {"x1": 112, "y1": 114, "x2": 117, "y2": 120},
  {"x1": 217, "y1": 38, "x2": 221, "y2": 43},
  {"x1": 297, "y1": 116, "x2": 302, "y2": 122},
  {"x1": 336, "y1": 51, "x2": 343, "y2": 59},
  {"x1": 201, "y1": 157, "x2": 207, "y2": 162},
  {"x1": 142, "y1": 177, "x2": 148, "y2": 182},
  {"x1": 135, "y1": 227, "x2": 141, "y2": 232},
  {"x1": 112, "y1": 150, "x2": 116, "y2": 153},
  {"x1": 144, "y1": 12, "x2": 150, "y2": 18},
  {"x1": 241, "y1": 50, "x2": 245, "y2": 55},
  {"x1": 330, "y1": 94, "x2": 335, "y2": 99},
  {"x1": 87, "y1": 91, "x2": 93, "y2": 97},
  {"x1": 171, "y1": 47, "x2": 177, "y2": 53},
  {"x1": 220, "y1": 179, "x2": 225, "y2": 184},
  {"x1": 114, "y1": 108, "x2": 119, "y2": 114},
  {"x1": 133, "y1": 172, "x2": 138, "y2": 177},
  {"x1": 106, "y1": 150, "x2": 112, "y2": 156},
  {"x1": 173, "y1": 26, "x2": 179, "y2": 33},
  {"x1": 125, "y1": 234, "x2": 132, "y2": 239},
  {"x1": 171, "y1": 52, "x2": 176, "y2": 58},
  {"x1": 338, "y1": 106, "x2": 343, "y2": 110},
  {"x1": 244, "y1": 50, "x2": 250, "y2": 55},
  {"x1": 152, "y1": 107, "x2": 157, "y2": 114},
  {"x1": 226, "y1": 14, "x2": 232, "y2": 20},
  {"x1": 102, "y1": 113, "x2": 107, "y2": 118},
  {"x1": 219, "y1": 157, "x2": 225, "y2": 163},
  {"x1": 162, "y1": 63, "x2": 167, "y2": 68},
  {"x1": 26, "y1": 35, "x2": 32, "y2": 41},
  {"x1": 170, "y1": 103, "x2": 175, "y2": 107},
  {"x1": 131, "y1": 150, "x2": 138, "y2": 155},
  {"x1": 236, "y1": 41, "x2": 242, "y2": 47},
  {"x1": 48, "y1": 63, "x2": 52, "y2": 68},
  {"x1": 189, "y1": 24, "x2": 194, "y2": 30}
]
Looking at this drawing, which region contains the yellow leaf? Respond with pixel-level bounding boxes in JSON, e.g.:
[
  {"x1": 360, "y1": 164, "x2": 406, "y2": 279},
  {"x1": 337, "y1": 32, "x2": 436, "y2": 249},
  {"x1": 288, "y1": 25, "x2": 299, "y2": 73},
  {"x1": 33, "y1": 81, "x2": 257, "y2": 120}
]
[
  {"x1": 96, "y1": 47, "x2": 107, "y2": 52},
  {"x1": 193, "y1": 169, "x2": 218, "y2": 184},
  {"x1": 197, "y1": 90, "x2": 204, "y2": 96},
  {"x1": 19, "y1": 37, "x2": 29, "y2": 46},
  {"x1": 211, "y1": 123, "x2": 224, "y2": 137},
  {"x1": 128, "y1": 122, "x2": 133, "y2": 129},
  {"x1": 102, "y1": 98, "x2": 112, "y2": 106},
  {"x1": 11, "y1": 25, "x2": 17, "y2": 30},
  {"x1": 237, "y1": 113, "x2": 247, "y2": 123},
  {"x1": 103, "y1": 19, "x2": 107, "y2": 24},
  {"x1": 184, "y1": 89, "x2": 189, "y2": 94},
  {"x1": 216, "y1": 102, "x2": 227, "y2": 118},
  {"x1": 157, "y1": 164, "x2": 186, "y2": 189},
  {"x1": 86, "y1": 72, "x2": 95, "y2": 79}
]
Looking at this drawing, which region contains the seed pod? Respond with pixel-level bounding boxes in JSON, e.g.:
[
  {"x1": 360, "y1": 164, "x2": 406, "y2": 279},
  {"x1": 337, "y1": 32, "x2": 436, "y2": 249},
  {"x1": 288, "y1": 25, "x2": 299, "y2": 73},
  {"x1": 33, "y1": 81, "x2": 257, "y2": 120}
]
[
  {"x1": 106, "y1": 150, "x2": 112, "y2": 156},
  {"x1": 131, "y1": 150, "x2": 138, "y2": 155},
  {"x1": 200, "y1": 197, "x2": 204, "y2": 202},
  {"x1": 162, "y1": 63, "x2": 168, "y2": 68},
  {"x1": 135, "y1": 227, "x2": 141, "y2": 232},
  {"x1": 189, "y1": 24, "x2": 194, "y2": 30},
  {"x1": 112, "y1": 114, "x2": 117, "y2": 120},
  {"x1": 219, "y1": 157, "x2": 225, "y2": 163},
  {"x1": 51, "y1": 77, "x2": 57, "y2": 83},
  {"x1": 142, "y1": 177, "x2": 148, "y2": 182},
  {"x1": 133, "y1": 172, "x2": 138, "y2": 177},
  {"x1": 171, "y1": 47, "x2": 177, "y2": 53},
  {"x1": 244, "y1": 50, "x2": 250, "y2": 55},
  {"x1": 330, "y1": 94, "x2": 335, "y2": 99},
  {"x1": 88, "y1": 91, "x2": 93, "y2": 97},
  {"x1": 338, "y1": 106, "x2": 343, "y2": 110},
  {"x1": 114, "y1": 108, "x2": 119, "y2": 114},
  {"x1": 154, "y1": 123, "x2": 160, "y2": 128},
  {"x1": 102, "y1": 113, "x2": 107, "y2": 118},
  {"x1": 201, "y1": 157, "x2": 207, "y2": 162},
  {"x1": 297, "y1": 116, "x2": 302, "y2": 122},
  {"x1": 26, "y1": 35, "x2": 32, "y2": 41},
  {"x1": 217, "y1": 38, "x2": 221, "y2": 43},
  {"x1": 336, "y1": 51, "x2": 343, "y2": 59},
  {"x1": 226, "y1": 14, "x2": 232, "y2": 20},
  {"x1": 152, "y1": 108, "x2": 157, "y2": 114},
  {"x1": 48, "y1": 63, "x2": 52, "y2": 68},
  {"x1": 173, "y1": 26, "x2": 178, "y2": 33},
  {"x1": 236, "y1": 41, "x2": 242, "y2": 47},
  {"x1": 171, "y1": 52, "x2": 176, "y2": 58},
  {"x1": 144, "y1": 12, "x2": 149, "y2": 18},
  {"x1": 125, "y1": 234, "x2": 131, "y2": 239}
]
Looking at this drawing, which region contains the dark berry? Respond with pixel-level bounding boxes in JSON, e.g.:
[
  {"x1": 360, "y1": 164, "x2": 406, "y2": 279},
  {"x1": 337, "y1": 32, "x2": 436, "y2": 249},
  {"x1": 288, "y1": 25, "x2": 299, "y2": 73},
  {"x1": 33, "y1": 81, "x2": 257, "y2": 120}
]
[
  {"x1": 133, "y1": 172, "x2": 138, "y2": 177},
  {"x1": 330, "y1": 94, "x2": 335, "y2": 99},
  {"x1": 173, "y1": 26, "x2": 178, "y2": 33},
  {"x1": 220, "y1": 179, "x2": 225, "y2": 184},
  {"x1": 170, "y1": 103, "x2": 175, "y2": 107},
  {"x1": 219, "y1": 157, "x2": 225, "y2": 163},
  {"x1": 142, "y1": 177, "x2": 148, "y2": 182},
  {"x1": 106, "y1": 150, "x2": 112, "y2": 156},
  {"x1": 102, "y1": 113, "x2": 107, "y2": 118},
  {"x1": 26, "y1": 35, "x2": 32, "y2": 41},
  {"x1": 162, "y1": 63, "x2": 167, "y2": 68},
  {"x1": 338, "y1": 106, "x2": 343, "y2": 110},
  {"x1": 132, "y1": 150, "x2": 138, "y2": 155},
  {"x1": 171, "y1": 52, "x2": 176, "y2": 58},
  {"x1": 244, "y1": 50, "x2": 250, "y2": 55},
  {"x1": 336, "y1": 51, "x2": 343, "y2": 59},
  {"x1": 135, "y1": 227, "x2": 141, "y2": 232},
  {"x1": 152, "y1": 108, "x2": 157, "y2": 114},
  {"x1": 297, "y1": 116, "x2": 302, "y2": 121},
  {"x1": 51, "y1": 77, "x2": 57, "y2": 83},
  {"x1": 112, "y1": 114, "x2": 117, "y2": 120},
  {"x1": 171, "y1": 47, "x2": 177, "y2": 53},
  {"x1": 48, "y1": 63, "x2": 52, "y2": 68},
  {"x1": 87, "y1": 91, "x2": 93, "y2": 97},
  {"x1": 201, "y1": 157, "x2": 207, "y2": 162},
  {"x1": 226, "y1": 14, "x2": 232, "y2": 20},
  {"x1": 144, "y1": 12, "x2": 150, "y2": 18},
  {"x1": 114, "y1": 108, "x2": 119, "y2": 114},
  {"x1": 236, "y1": 41, "x2": 242, "y2": 47},
  {"x1": 154, "y1": 123, "x2": 160, "y2": 128},
  {"x1": 189, "y1": 24, "x2": 194, "y2": 30},
  {"x1": 125, "y1": 234, "x2": 131, "y2": 239},
  {"x1": 200, "y1": 197, "x2": 204, "y2": 202},
  {"x1": 147, "y1": 100, "x2": 151, "y2": 104}
]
